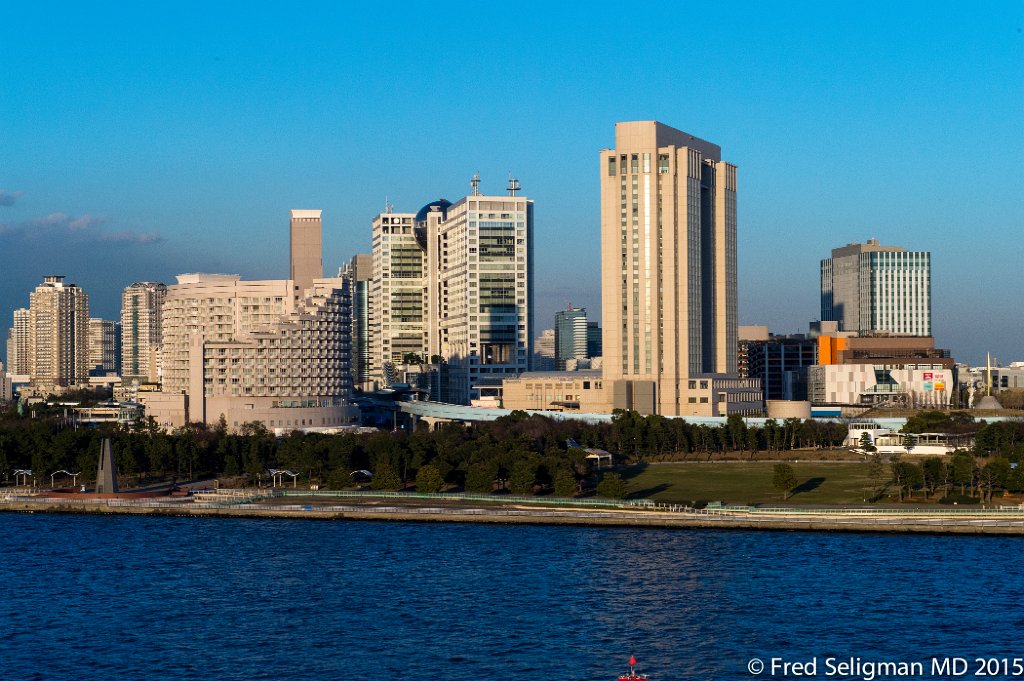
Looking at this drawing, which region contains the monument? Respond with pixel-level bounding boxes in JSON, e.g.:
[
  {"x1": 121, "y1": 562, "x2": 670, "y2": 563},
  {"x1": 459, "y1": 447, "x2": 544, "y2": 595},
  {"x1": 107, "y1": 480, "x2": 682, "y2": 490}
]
[{"x1": 94, "y1": 438, "x2": 119, "y2": 494}]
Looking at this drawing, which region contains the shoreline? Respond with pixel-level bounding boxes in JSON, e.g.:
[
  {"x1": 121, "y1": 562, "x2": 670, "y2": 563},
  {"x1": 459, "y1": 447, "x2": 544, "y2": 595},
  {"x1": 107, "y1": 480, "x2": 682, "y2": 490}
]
[{"x1": 3, "y1": 497, "x2": 1023, "y2": 536}]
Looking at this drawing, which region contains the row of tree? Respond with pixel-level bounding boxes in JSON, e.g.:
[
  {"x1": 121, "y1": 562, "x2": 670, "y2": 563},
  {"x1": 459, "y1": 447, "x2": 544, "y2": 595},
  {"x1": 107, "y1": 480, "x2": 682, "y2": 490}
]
[{"x1": 0, "y1": 408, "x2": 848, "y2": 496}]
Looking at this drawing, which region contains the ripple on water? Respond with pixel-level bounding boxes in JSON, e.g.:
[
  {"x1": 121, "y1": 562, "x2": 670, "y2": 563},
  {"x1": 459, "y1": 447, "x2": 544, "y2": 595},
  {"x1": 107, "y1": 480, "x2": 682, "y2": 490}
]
[{"x1": 1, "y1": 515, "x2": 1021, "y2": 680}]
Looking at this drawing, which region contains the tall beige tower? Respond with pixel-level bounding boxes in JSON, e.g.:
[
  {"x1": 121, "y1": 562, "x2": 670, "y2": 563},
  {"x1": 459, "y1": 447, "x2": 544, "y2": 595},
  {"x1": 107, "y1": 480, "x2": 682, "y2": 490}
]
[
  {"x1": 28, "y1": 275, "x2": 90, "y2": 391},
  {"x1": 289, "y1": 209, "x2": 323, "y2": 298},
  {"x1": 600, "y1": 122, "x2": 758, "y2": 416}
]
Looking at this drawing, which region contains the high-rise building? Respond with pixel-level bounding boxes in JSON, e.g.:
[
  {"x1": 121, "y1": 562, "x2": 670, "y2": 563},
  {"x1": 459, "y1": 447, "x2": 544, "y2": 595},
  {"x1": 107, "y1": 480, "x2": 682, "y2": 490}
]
[
  {"x1": 586, "y1": 321, "x2": 602, "y2": 360},
  {"x1": 6, "y1": 308, "x2": 30, "y2": 375},
  {"x1": 533, "y1": 328, "x2": 556, "y2": 371},
  {"x1": 555, "y1": 306, "x2": 589, "y2": 369},
  {"x1": 820, "y1": 239, "x2": 931, "y2": 336},
  {"x1": 341, "y1": 253, "x2": 373, "y2": 391},
  {"x1": 0, "y1": 359, "x2": 11, "y2": 403},
  {"x1": 599, "y1": 121, "x2": 759, "y2": 416},
  {"x1": 290, "y1": 209, "x2": 323, "y2": 301},
  {"x1": 121, "y1": 282, "x2": 167, "y2": 384},
  {"x1": 27, "y1": 275, "x2": 90, "y2": 391},
  {"x1": 149, "y1": 211, "x2": 356, "y2": 431},
  {"x1": 370, "y1": 178, "x2": 534, "y2": 404},
  {"x1": 88, "y1": 318, "x2": 119, "y2": 376},
  {"x1": 371, "y1": 209, "x2": 424, "y2": 374}
]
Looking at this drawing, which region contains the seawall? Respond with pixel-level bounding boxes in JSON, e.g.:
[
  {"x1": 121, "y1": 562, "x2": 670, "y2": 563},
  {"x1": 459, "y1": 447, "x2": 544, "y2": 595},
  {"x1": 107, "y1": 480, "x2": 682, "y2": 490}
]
[{"x1": 3, "y1": 499, "x2": 1023, "y2": 536}]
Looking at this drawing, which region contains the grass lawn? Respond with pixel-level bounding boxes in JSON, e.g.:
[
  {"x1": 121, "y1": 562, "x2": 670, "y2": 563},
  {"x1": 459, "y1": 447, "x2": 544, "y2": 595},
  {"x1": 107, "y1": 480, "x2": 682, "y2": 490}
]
[{"x1": 619, "y1": 461, "x2": 881, "y2": 505}]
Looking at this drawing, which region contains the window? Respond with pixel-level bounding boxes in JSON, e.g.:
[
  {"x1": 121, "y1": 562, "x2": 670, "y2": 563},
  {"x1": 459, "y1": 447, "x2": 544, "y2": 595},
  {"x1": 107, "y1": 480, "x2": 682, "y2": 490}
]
[{"x1": 608, "y1": 156, "x2": 616, "y2": 176}]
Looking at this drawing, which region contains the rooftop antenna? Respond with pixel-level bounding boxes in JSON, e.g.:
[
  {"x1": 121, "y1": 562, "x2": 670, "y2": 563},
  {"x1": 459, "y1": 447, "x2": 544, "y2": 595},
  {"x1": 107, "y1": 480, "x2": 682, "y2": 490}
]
[
  {"x1": 507, "y1": 174, "x2": 521, "y2": 196},
  {"x1": 384, "y1": 195, "x2": 394, "y2": 214},
  {"x1": 470, "y1": 172, "x2": 481, "y2": 196}
]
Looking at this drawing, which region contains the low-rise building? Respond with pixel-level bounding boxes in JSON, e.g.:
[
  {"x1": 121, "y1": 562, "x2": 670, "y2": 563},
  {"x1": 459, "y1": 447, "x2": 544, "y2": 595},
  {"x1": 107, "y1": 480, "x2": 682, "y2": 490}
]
[
  {"x1": 809, "y1": 364, "x2": 954, "y2": 408},
  {"x1": 143, "y1": 211, "x2": 357, "y2": 432},
  {"x1": 502, "y1": 370, "x2": 763, "y2": 417}
]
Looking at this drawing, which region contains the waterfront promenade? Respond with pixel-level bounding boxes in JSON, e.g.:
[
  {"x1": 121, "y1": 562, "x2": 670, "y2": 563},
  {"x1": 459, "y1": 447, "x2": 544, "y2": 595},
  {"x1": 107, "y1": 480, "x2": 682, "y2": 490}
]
[{"x1": 3, "y1": 490, "x2": 1023, "y2": 535}]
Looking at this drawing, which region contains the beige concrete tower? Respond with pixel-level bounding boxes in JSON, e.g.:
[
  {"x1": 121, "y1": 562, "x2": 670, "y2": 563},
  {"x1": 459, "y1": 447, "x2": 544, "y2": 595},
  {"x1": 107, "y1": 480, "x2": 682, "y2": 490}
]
[
  {"x1": 290, "y1": 209, "x2": 323, "y2": 298},
  {"x1": 600, "y1": 121, "x2": 756, "y2": 416},
  {"x1": 28, "y1": 275, "x2": 90, "y2": 391}
]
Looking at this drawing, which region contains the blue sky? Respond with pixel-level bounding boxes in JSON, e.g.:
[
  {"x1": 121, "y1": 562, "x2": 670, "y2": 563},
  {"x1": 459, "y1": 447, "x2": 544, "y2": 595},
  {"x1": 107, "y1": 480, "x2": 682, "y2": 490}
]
[{"x1": 1, "y1": 2, "x2": 1021, "y2": 366}]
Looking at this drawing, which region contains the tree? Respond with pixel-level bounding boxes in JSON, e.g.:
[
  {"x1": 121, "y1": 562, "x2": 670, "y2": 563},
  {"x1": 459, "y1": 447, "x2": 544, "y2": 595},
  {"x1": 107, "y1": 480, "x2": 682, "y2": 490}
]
[
  {"x1": 508, "y1": 458, "x2": 538, "y2": 495},
  {"x1": 950, "y1": 451, "x2": 975, "y2": 496},
  {"x1": 726, "y1": 414, "x2": 747, "y2": 452},
  {"x1": 772, "y1": 463, "x2": 798, "y2": 500},
  {"x1": 891, "y1": 461, "x2": 923, "y2": 502},
  {"x1": 464, "y1": 462, "x2": 497, "y2": 494},
  {"x1": 921, "y1": 457, "x2": 945, "y2": 499},
  {"x1": 979, "y1": 457, "x2": 1012, "y2": 503},
  {"x1": 370, "y1": 461, "x2": 402, "y2": 491},
  {"x1": 596, "y1": 472, "x2": 627, "y2": 499},
  {"x1": 553, "y1": 469, "x2": 577, "y2": 498},
  {"x1": 859, "y1": 431, "x2": 876, "y2": 454},
  {"x1": 902, "y1": 432, "x2": 915, "y2": 455},
  {"x1": 867, "y1": 455, "x2": 886, "y2": 492},
  {"x1": 415, "y1": 465, "x2": 444, "y2": 493}
]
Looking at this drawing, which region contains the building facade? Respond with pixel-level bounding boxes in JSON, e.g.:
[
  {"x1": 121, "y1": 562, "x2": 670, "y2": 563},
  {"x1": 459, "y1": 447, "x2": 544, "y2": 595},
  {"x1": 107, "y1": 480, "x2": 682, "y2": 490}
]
[
  {"x1": 6, "y1": 308, "x2": 30, "y2": 376},
  {"x1": 820, "y1": 239, "x2": 931, "y2": 336},
  {"x1": 370, "y1": 210, "x2": 423, "y2": 376},
  {"x1": 745, "y1": 335, "x2": 818, "y2": 401},
  {"x1": 121, "y1": 281, "x2": 167, "y2": 384},
  {"x1": 533, "y1": 328, "x2": 557, "y2": 371},
  {"x1": 290, "y1": 209, "x2": 323, "y2": 301},
  {"x1": 809, "y1": 334, "x2": 954, "y2": 408},
  {"x1": 370, "y1": 179, "x2": 534, "y2": 404},
  {"x1": 555, "y1": 306, "x2": 589, "y2": 369},
  {"x1": 151, "y1": 211, "x2": 356, "y2": 431},
  {"x1": 27, "y1": 275, "x2": 90, "y2": 391},
  {"x1": 88, "y1": 318, "x2": 120, "y2": 376},
  {"x1": 342, "y1": 253, "x2": 373, "y2": 392},
  {"x1": 599, "y1": 121, "x2": 758, "y2": 416}
]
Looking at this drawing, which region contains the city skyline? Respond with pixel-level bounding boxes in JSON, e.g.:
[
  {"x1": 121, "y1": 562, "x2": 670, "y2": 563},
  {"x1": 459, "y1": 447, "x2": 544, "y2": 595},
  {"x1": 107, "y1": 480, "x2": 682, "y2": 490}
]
[{"x1": 1, "y1": 3, "x2": 1021, "y2": 366}]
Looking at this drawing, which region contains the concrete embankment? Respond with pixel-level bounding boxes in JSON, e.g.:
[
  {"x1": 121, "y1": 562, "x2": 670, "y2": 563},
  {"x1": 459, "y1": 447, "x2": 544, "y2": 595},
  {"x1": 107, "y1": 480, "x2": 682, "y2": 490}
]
[{"x1": 2, "y1": 499, "x2": 1023, "y2": 535}]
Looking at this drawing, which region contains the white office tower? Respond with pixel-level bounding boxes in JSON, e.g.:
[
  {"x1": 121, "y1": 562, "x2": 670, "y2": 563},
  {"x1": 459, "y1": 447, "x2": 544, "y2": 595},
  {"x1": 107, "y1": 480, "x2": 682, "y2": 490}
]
[{"x1": 371, "y1": 177, "x2": 534, "y2": 404}]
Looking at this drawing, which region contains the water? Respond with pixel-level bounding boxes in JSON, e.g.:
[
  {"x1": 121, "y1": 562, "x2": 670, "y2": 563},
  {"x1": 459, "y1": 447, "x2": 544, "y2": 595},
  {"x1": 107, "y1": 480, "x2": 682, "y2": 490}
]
[{"x1": 1, "y1": 514, "x2": 1022, "y2": 681}]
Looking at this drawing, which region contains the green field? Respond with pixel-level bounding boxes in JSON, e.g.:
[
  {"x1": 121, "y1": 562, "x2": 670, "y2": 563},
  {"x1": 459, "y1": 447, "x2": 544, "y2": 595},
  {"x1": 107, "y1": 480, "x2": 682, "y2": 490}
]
[{"x1": 619, "y1": 461, "x2": 880, "y2": 505}]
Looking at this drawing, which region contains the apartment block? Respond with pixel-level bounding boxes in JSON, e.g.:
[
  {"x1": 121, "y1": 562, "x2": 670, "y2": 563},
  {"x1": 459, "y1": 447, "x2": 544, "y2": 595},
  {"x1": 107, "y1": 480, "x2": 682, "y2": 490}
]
[
  {"x1": 27, "y1": 275, "x2": 90, "y2": 391},
  {"x1": 121, "y1": 281, "x2": 167, "y2": 384},
  {"x1": 6, "y1": 308, "x2": 30, "y2": 376},
  {"x1": 88, "y1": 318, "x2": 120, "y2": 376}
]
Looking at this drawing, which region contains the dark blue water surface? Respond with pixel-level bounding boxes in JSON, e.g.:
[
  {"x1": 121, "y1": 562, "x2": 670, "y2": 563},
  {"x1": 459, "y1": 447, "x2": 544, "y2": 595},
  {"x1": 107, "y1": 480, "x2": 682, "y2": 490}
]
[{"x1": 2, "y1": 514, "x2": 1022, "y2": 681}]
